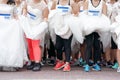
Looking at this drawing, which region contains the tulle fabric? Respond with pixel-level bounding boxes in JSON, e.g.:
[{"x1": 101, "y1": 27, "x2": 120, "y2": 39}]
[
  {"x1": 0, "y1": 19, "x2": 28, "y2": 67},
  {"x1": 48, "y1": 10, "x2": 72, "y2": 45},
  {"x1": 111, "y1": 15, "x2": 120, "y2": 49},
  {"x1": 19, "y1": 15, "x2": 48, "y2": 40}
]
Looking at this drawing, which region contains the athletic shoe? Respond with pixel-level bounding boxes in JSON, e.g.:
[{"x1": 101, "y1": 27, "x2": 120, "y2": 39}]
[
  {"x1": 92, "y1": 64, "x2": 101, "y2": 71},
  {"x1": 54, "y1": 61, "x2": 65, "y2": 70},
  {"x1": 63, "y1": 64, "x2": 71, "y2": 72},
  {"x1": 84, "y1": 64, "x2": 90, "y2": 72},
  {"x1": 112, "y1": 62, "x2": 119, "y2": 69},
  {"x1": 117, "y1": 67, "x2": 120, "y2": 72}
]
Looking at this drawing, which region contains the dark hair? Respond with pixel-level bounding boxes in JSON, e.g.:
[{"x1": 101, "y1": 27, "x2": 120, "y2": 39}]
[
  {"x1": 57, "y1": 0, "x2": 70, "y2": 5},
  {"x1": 7, "y1": 0, "x2": 15, "y2": 5}
]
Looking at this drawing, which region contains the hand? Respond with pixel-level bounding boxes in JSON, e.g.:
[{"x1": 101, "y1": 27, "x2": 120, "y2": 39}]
[
  {"x1": 14, "y1": 15, "x2": 19, "y2": 20},
  {"x1": 15, "y1": 16, "x2": 19, "y2": 20},
  {"x1": 44, "y1": 18, "x2": 48, "y2": 22},
  {"x1": 113, "y1": 32, "x2": 118, "y2": 40},
  {"x1": 73, "y1": 13, "x2": 79, "y2": 17}
]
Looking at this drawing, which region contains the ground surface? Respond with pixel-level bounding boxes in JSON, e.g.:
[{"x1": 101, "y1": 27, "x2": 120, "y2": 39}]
[{"x1": 0, "y1": 66, "x2": 119, "y2": 80}]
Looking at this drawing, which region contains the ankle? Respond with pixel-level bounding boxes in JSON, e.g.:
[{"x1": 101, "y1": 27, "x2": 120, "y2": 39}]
[
  {"x1": 35, "y1": 61, "x2": 40, "y2": 63},
  {"x1": 65, "y1": 62, "x2": 70, "y2": 65},
  {"x1": 28, "y1": 61, "x2": 35, "y2": 65},
  {"x1": 59, "y1": 60, "x2": 64, "y2": 63},
  {"x1": 66, "y1": 62, "x2": 70, "y2": 64}
]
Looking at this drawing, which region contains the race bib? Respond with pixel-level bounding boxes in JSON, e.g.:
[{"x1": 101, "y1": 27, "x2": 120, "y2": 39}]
[
  {"x1": 57, "y1": 6, "x2": 69, "y2": 13},
  {"x1": 88, "y1": 10, "x2": 100, "y2": 16},
  {"x1": 0, "y1": 14, "x2": 11, "y2": 19},
  {"x1": 28, "y1": 12, "x2": 36, "y2": 20},
  {"x1": 80, "y1": 10, "x2": 83, "y2": 12}
]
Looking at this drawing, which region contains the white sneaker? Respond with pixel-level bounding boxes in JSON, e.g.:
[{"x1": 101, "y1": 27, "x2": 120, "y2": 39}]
[{"x1": 117, "y1": 67, "x2": 120, "y2": 72}]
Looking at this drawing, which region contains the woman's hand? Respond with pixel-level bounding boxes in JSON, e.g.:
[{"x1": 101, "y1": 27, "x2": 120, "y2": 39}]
[
  {"x1": 44, "y1": 18, "x2": 48, "y2": 22},
  {"x1": 43, "y1": 7, "x2": 49, "y2": 21},
  {"x1": 73, "y1": 13, "x2": 79, "y2": 17},
  {"x1": 22, "y1": 1, "x2": 27, "y2": 16}
]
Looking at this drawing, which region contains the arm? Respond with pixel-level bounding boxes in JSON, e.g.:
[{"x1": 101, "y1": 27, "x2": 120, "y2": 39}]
[
  {"x1": 71, "y1": 3, "x2": 80, "y2": 16},
  {"x1": 13, "y1": 7, "x2": 19, "y2": 19},
  {"x1": 83, "y1": 0, "x2": 88, "y2": 14},
  {"x1": 51, "y1": 0, "x2": 57, "y2": 10},
  {"x1": 111, "y1": 3, "x2": 119, "y2": 22},
  {"x1": 83, "y1": 0, "x2": 88, "y2": 10},
  {"x1": 44, "y1": 0, "x2": 48, "y2": 4},
  {"x1": 22, "y1": 1, "x2": 27, "y2": 16},
  {"x1": 43, "y1": 7, "x2": 49, "y2": 21},
  {"x1": 102, "y1": 1, "x2": 107, "y2": 16},
  {"x1": 71, "y1": 3, "x2": 74, "y2": 13}
]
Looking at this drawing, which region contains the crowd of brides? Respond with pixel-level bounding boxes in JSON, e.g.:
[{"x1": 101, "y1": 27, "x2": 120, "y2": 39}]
[{"x1": 0, "y1": 0, "x2": 120, "y2": 72}]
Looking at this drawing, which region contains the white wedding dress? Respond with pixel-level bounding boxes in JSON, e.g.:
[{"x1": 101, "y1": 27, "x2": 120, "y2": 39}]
[
  {"x1": 111, "y1": 2, "x2": 120, "y2": 49},
  {"x1": 0, "y1": 4, "x2": 27, "y2": 67},
  {"x1": 48, "y1": 4, "x2": 72, "y2": 45},
  {"x1": 19, "y1": 1, "x2": 48, "y2": 40}
]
